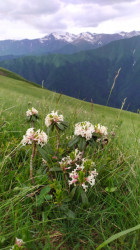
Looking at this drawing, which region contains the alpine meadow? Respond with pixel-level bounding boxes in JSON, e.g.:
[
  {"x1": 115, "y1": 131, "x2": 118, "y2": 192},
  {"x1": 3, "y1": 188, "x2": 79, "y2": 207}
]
[{"x1": 0, "y1": 66, "x2": 140, "y2": 249}]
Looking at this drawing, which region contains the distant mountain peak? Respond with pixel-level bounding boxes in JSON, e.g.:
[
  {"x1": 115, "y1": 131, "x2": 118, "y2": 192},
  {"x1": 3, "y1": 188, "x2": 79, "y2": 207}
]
[{"x1": 0, "y1": 31, "x2": 140, "y2": 56}]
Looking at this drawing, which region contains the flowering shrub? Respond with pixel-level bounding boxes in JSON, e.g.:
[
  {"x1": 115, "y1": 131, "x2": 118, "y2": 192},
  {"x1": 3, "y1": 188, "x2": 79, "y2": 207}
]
[
  {"x1": 21, "y1": 108, "x2": 109, "y2": 203},
  {"x1": 21, "y1": 128, "x2": 48, "y2": 147}
]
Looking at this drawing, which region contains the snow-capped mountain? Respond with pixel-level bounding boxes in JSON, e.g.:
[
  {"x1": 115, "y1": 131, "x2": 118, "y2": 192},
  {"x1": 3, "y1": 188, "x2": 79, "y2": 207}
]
[{"x1": 0, "y1": 31, "x2": 140, "y2": 56}]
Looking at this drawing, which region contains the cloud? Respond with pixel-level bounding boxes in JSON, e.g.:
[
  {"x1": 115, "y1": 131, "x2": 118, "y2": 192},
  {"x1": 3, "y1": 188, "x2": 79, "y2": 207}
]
[
  {"x1": 61, "y1": 0, "x2": 136, "y2": 5},
  {"x1": 0, "y1": 0, "x2": 139, "y2": 39}
]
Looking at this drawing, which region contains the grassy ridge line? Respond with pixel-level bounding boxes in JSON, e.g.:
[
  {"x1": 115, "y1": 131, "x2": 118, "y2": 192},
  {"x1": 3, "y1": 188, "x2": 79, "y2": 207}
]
[{"x1": 0, "y1": 67, "x2": 41, "y2": 88}]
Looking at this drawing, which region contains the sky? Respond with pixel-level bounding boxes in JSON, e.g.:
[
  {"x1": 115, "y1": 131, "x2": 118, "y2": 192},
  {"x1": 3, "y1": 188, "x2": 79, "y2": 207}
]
[{"x1": 0, "y1": 0, "x2": 140, "y2": 40}]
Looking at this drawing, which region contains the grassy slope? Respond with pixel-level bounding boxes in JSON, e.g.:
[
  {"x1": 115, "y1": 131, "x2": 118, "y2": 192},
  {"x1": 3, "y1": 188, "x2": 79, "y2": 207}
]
[{"x1": 0, "y1": 74, "x2": 140, "y2": 249}]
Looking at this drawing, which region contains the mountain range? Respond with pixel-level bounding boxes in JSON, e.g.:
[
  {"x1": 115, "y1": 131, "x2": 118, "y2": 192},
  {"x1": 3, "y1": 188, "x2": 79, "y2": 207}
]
[
  {"x1": 0, "y1": 34, "x2": 140, "y2": 112},
  {"x1": 0, "y1": 31, "x2": 140, "y2": 56}
]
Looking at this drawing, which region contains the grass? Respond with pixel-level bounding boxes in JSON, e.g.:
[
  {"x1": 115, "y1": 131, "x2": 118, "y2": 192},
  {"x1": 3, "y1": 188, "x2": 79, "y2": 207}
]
[{"x1": 0, "y1": 73, "x2": 140, "y2": 249}]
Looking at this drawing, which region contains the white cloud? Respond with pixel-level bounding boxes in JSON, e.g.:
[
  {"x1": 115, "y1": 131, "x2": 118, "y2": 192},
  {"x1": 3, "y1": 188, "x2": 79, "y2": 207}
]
[{"x1": 0, "y1": 0, "x2": 139, "y2": 39}]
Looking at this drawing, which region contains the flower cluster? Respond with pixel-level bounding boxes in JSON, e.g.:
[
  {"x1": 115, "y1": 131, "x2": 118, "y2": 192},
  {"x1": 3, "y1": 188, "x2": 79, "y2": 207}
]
[
  {"x1": 94, "y1": 124, "x2": 108, "y2": 136},
  {"x1": 45, "y1": 111, "x2": 63, "y2": 127},
  {"x1": 59, "y1": 149, "x2": 83, "y2": 170},
  {"x1": 21, "y1": 128, "x2": 48, "y2": 147},
  {"x1": 69, "y1": 159, "x2": 98, "y2": 192},
  {"x1": 74, "y1": 121, "x2": 95, "y2": 141},
  {"x1": 10, "y1": 238, "x2": 24, "y2": 250},
  {"x1": 26, "y1": 107, "x2": 38, "y2": 117}
]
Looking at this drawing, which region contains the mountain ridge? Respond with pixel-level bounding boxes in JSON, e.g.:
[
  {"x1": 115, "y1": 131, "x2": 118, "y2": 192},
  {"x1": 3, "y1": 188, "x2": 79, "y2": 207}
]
[{"x1": 0, "y1": 31, "x2": 140, "y2": 56}]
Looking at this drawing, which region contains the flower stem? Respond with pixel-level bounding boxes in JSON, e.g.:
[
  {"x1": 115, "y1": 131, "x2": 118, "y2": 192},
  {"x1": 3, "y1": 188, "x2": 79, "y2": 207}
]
[
  {"x1": 31, "y1": 120, "x2": 34, "y2": 128},
  {"x1": 55, "y1": 126, "x2": 60, "y2": 155},
  {"x1": 64, "y1": 171, "x2": 70, "y2": 193},
  {"x1": 30, "y1": 141, "x2": 36, "y2": 184}
]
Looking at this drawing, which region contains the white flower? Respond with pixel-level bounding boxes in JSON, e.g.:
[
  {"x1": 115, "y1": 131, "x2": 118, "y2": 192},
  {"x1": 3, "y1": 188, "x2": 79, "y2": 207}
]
[
  {"x1": 94, "y1": 124, "x2": 108, "y2": 136},
  {"x1": 74, "y1": 121, "x2": 95, "y2": 141},
  {"x1": 86, "y1": 170, "x2": 98, "y2": 186},
  {"x1": 36, "y1": 129, "x2": 48, "y2": 147},
  {"x1": 45, "y1": 111, "x2": 63, "y2": 127},
  {"x1": 15, "y1": 238, "x2": 24, "y2": 247},
  {"x1": 21, "y1": 128, "x2": 48, "y2": 147},
  {"x1": 21, "y1": 128, "x2": 34, "y2": 145},
  {"x1": 59, "y1": 155, "x2": 72, "y2": 167},
  {"x1": 26, "y1": 107, "x2": 38, "y2": 117},
  {"x1": 82, "y1": 183, "x2": 88, "y2": 192}
]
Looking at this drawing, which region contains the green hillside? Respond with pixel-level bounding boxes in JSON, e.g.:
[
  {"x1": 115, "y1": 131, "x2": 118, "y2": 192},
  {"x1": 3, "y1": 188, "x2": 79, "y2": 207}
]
[
  {"x1": 0, "y1": 35, "x2": 140, "y2": 111},
  {"x1": 0, "y1": 72, "x2": 140, "y2": 249}
]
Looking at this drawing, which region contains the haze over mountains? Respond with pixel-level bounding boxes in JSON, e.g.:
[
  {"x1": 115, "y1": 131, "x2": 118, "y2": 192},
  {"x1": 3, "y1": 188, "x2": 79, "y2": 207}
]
[
  {"x1": 0, "y1": 31, "x2": 140, "y2": 56},
  {"x1": 0, "y1": 31, "x2": 140, "y2": 112}
]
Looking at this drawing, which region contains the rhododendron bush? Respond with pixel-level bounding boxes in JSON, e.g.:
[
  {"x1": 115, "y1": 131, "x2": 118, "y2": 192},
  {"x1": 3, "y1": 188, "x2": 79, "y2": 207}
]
[{"x1": 21, "y1": 108, "x2": 109, "y2": 204}]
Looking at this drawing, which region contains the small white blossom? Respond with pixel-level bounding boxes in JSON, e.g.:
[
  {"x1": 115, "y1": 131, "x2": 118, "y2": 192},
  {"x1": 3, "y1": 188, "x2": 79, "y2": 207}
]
[
  {"x1": 86, "y1": 170, "x2": 98, "y2": 186},
  {"x1": 45, "y1": 111, "x2": 63, "y2": 127},
  {"x1": 21, "y1": 128, "x2": 48, "y2": 147},
  {"x1": 59, "y1": 149, "x2": 83, "y2": 170},
  {"x1": 82, "y1": 183, "x2": 88, "y2": 192},
  {"x1": 69, "y1": 159, "x2": 98, "y2": 192},
  {"x1": 26, "y1": 107, "x2": 38, "y2": 117},
  {"x1": 21, "y1": 128, "x2": 34, "y2": 145},
  {"x1": 74, "y1": 121, "x2": 95, "y2": 141},
  {"x1": 36, "y1": 129, "x2": 48, "y2": 147},
  {"x1": 15, "y1": 238, "x2": 24, "y2": 247},
  {"x1": 94, "y1": 124, "x2": 108, "y2": 136}
]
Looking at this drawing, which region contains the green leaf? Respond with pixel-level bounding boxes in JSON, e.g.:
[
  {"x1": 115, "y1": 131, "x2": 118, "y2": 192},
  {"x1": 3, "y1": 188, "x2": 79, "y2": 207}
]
[
  {"x1": 61, "y1": 121, "x2": 69, "y2": 128},
  {"x1": 40, "y1": 186, "x2": 50, "y2": 196},
  {"x1": 66, "y1": 209, "x2": 76, "y2": 219},
  {"x1": 80, "y1": 188, "x2": 89, "y2": 206},
  {"x1": 49, "y1": 167, "x2": 62, "y2": 172},
  {"x1": 78, "y1": 137, "x2": 86, "y2": 151},
  {"x1": 36, "y1": 186, "x2": 51, "y2": 206},
  {"x1": 37, "y1": 145, "x2": 50, "y2": 161},
  {"x1": 43, "y1": 143, "x2": 54, "y2": 155},
  {"x1": 68, "y1": 136, "x2": 79, "y2": 147},
  {"x1": 56, "y1": 123, "x2": 64, "y2": 131},
  {"x1": 105, "y1": 187, "x2": 117, "y2": 192},
  {"x1": 32, "y1": 116, "x2": 37, "y2": 122},
  {"x1": 70, "y1": 186, "x2": 77, "y2": 199},
  {"x1": 96, "y1": 224, "x2": 140, "y2": 250}
]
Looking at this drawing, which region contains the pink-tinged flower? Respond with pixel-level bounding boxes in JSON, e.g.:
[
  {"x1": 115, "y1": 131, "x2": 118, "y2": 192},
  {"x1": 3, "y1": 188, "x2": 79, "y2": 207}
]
[
  {"x1": 45, "y1": 111, "x2": 63, "y2": 127},
  {"x1": 94, "y1": 124, "x2": 108, "y2": 136},
  {"x1": 15, "y1": 238, "x2": 24, "y2": 247},
  {"x1": 21, "y1": 128, "x2": 48, "y2": 147},
  {"x1": 36, "y1": 129, "x2": 48, "y2": 147},
  {"x1": 74, "y1": 121, "x2": 95, "y2": 141},
  {"x1": 26, "y1": 107, "x2": 38, "y2": 117}
]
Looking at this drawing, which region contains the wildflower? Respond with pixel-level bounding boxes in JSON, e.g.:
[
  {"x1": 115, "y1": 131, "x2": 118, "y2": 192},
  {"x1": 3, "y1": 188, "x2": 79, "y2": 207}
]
[
  {"x1": 59, "y1": 149, "x2": 83, "y2": 170},
  {"x1": 21, "y1": 128, "x2": 34, "y2": 145},
  {"x1": 21, "y1": 128, "x2": 48, "y2": 147},
  {"x1": 26, "y1": 107, "x2": 38, "y2": 117},
  {"x1": 86, "y1": 170, "x2": 98, "y2": 186},
  {"x1": 36, "y1": 129, "x2": 48, "y2": 147},
  {"x1": 82, "y1": 183, "x2": 88, "y2": 192},
  {"x1": 45, "y1": 111, "x2": 63, "y2": 127},
  {"x1": 94, "y1": 124, "x2": 108, "y2": 136},
  {"x1": 10, "y1": 238, "x2": 24, "y2": 250},
  {"x1": 69, "y1": 159, "x2": 98, "y2": 192},
  {"x1": 74, "y1": 121, "x2": 95, "y2": 141},
  {"x1": 15, "y1": 238, "x2": 24, "y2": 247}
]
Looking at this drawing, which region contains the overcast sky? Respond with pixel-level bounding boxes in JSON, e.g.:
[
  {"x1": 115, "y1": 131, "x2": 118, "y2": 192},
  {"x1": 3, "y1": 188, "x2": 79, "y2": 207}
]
[{"x1": 0, "y1": 0, "x2": 140, "y2": 40}]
